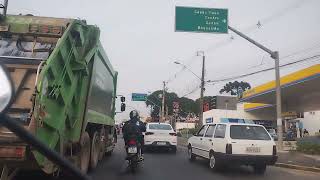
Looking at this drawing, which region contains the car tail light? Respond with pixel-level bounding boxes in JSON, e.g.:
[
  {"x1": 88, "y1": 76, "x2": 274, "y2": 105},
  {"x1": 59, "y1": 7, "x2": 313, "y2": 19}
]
[
  {"x1": 15, "y1": 147, "x2": 25, "y2": 157},
  {"x1": 169, "y1": 133, "x2": 177, "y2": 136},
  {"x1": 128, "y1": 139, "x2": 137, "y2": 145},
  {"x1": 0, "y1": 146, "x2": 26, "y2": 158},
  {"x1": 145, "y1": 132, "x2": 154, "y2": 135},
  {"x1": 226, "y1": 144, "x2": 232, "y2": 154},
  {"x1": 273, "y1": 145, "x2": 277, "y2": 156}
]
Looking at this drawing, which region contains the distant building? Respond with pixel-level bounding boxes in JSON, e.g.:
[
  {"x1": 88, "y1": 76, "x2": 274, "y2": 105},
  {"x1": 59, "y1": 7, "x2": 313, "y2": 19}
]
[
  {"x1": 203, "y1": 103, "x2": 275, "y2": 126},
  {"x1": 204, "y1": 96, "x2": 238, "y2": 111},
  {"x1": 296, "y1": 111, "x2": 320, "y2": 136}
]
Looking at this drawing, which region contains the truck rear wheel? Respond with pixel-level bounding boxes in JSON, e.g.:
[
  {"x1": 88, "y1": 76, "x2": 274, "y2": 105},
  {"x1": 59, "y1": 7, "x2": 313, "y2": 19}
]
[
  {"x1": 98, "y1": 127, "x2": 106, "y2": 161},
  {"x1": 90, "y1": 131, "x2": 100, "y2": 169},
  {"x1": 79, "y1": 132, "x2": 90, "y2": 173}
]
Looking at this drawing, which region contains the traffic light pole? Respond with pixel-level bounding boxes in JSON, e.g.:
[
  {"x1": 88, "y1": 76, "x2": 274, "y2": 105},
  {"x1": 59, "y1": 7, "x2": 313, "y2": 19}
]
[{"x1": 228, "y1": 26, "x2": 283, "y2": 150}]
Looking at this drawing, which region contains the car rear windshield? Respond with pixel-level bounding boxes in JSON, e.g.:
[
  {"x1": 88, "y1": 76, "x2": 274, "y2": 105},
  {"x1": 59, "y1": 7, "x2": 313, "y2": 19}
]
[
  {"x1": 230, "y1": 125, "x2": 271, "y2": 140},
  {"x1": 148, "y1": 124, "x2": 172, "y2": 130}
]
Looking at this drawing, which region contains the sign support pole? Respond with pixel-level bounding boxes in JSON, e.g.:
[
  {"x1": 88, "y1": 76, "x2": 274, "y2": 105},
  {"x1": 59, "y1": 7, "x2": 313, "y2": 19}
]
[{"x1": 228, "y1": 26, "x2": 283, "y2": 150}]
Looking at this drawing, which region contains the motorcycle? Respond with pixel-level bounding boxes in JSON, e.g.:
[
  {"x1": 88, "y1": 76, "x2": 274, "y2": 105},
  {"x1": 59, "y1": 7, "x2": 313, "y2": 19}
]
[{"x1": 126, "y1": 138, "x2": 142, "y2": 173}]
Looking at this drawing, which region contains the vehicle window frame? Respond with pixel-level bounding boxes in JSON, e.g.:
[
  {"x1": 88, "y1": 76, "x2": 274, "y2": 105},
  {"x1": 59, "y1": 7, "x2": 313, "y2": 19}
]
[
  {"x1": 230, "y1": 125, "x2": 272, "y2": 140},
  {"x1": 148, "y1": 123, "x2": 173, "y2": 130},
  {"x1": 196, "y1": 125, "x2": 207, "y2": 137},
  {"x1": 214, "y1": 124, "x2": 226, "y2": 138},
  {"x1": 204, "y1": 124, "x2": 216, "y2": 138}
]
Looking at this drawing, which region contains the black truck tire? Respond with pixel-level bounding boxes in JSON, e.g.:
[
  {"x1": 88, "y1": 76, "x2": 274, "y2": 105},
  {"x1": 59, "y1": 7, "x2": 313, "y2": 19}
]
[
  {"x1": 79, "y1": 132, "x2": 90, "y2": 173},
  {"x1": 90, "y1": 131, "x2": 100, "y2": 169}
]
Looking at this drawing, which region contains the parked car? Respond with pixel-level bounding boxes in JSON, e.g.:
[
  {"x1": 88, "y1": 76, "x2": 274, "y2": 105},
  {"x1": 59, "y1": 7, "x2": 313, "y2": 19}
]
[
  {"x1": 187, "y1": 123, "x2": 277, "y2": 174},
  {"x1": 144, "y1": 123, "x2": 177, "y2": 153},
  {"x1": 267, "y1": 128, "x2": 278, "y2": 141}
]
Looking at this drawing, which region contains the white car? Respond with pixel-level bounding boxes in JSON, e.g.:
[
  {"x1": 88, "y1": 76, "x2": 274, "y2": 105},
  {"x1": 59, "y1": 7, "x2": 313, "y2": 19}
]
[
  {"x1": 144, "y1": 123, "x2": 177, "y2": 153},
  {"x1": 187, "y1": 123, "x2": 277, "y2": 174}
]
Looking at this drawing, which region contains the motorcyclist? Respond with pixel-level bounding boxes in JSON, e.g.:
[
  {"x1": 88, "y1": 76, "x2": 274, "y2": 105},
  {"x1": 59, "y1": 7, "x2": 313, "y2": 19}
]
[{"x1": 122, "y1": 110, "x2": 146, "y2": 159}]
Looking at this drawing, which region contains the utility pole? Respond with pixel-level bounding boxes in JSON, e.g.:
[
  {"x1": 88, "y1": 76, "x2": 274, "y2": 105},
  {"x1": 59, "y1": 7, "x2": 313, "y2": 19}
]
[
  {"x1": 228, "y1": 26, "x2": 283, "y2": 150},
  {"x1": 161, "y1": 81, "x2": 166, "y2": 122},
  {"x1": 166, "y1": 105, "x2": 169, "y2": 123},
  {"x1": 273, "y1": 51, "x2": 283, "y2": 150},
  {"x1": 198, "y1": 51, "x2": 205, "y2": 127}
]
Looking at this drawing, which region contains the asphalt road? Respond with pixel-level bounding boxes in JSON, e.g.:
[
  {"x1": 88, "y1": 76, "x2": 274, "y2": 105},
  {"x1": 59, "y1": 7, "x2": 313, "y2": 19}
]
[{"x1": 16, "y1": 138, "x2": 320, "y2": 180}]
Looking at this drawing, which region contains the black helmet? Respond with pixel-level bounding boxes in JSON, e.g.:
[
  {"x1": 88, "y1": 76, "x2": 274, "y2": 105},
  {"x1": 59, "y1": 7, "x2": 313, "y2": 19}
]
[{"x1": 129, "y1": 110, "x2": 139, "y2": 119}]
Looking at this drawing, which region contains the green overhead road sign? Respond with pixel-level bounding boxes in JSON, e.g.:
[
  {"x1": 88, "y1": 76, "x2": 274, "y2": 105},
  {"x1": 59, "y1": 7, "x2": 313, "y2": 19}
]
[
  {"x1": 132, "y1": 93, "x2": 147, "y2": 101},
  {"x1": 175, "y1": 6, "x2": 228, "y2": 34}
]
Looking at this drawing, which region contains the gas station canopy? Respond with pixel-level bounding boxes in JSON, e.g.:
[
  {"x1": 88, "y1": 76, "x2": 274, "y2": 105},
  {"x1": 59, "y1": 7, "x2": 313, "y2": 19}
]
[{"x1": 241, "y1": 64, "x2": 320, "y2": 112}]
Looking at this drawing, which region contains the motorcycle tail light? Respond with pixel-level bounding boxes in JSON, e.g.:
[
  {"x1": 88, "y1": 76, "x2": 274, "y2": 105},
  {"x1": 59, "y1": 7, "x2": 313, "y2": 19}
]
[{"x1": 128, "y1": 139, "x2": 137, "y2": 145}]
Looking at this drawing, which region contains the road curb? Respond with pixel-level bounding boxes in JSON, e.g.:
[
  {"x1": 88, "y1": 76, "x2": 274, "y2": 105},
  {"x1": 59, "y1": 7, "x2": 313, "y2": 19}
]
[{"x1": 275, "y1": 163, "x2": 320, "y2": 173}]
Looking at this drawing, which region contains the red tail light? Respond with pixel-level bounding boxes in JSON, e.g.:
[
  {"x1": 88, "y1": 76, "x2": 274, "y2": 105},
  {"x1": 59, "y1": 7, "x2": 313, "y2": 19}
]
[
  {"x1": 128, "y1": 139, "x2": 137, "y2": 145},
  {"x1": 145, "y1": 132, "x2": 154, "y2": 135},
  {"x1": 169, "y1": 133, "x2": 177, "y2": 136},
  {"x1": 15, "y1": 147, "x2": 25, "y2": 157},
  {"x1": 226, "y1": 144, "x2": 232, "y2": 154},
  {"x1": 273, "y1": 145, "x2": 277, "y2": 156}
]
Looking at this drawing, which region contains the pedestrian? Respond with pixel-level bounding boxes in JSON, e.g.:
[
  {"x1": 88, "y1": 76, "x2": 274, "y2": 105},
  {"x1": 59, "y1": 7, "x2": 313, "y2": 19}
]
[{"x1": 298, "y1": 121, "x2": 303, "y2": 138}]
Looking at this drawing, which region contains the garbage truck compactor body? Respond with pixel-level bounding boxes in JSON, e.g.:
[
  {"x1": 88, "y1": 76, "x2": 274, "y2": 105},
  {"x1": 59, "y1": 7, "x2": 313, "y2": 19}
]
[{"x1": 0, "y1": 15, "x2": 118, "y2": 176}]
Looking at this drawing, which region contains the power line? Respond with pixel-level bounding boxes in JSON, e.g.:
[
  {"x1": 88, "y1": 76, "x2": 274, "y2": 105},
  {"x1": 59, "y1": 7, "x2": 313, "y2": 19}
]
[
  {"x1": 281, "y1": 42, "x2": 320, "y2": 60},
  {"x1": 208, "y1": 54, "x2": 320, "y2": 83},
  {"x1": 205, "y1": 0, "x2": 309, "y2": 54},
  {"x1": 181, "y1": 86, "x2": 200, "y2": 98}
]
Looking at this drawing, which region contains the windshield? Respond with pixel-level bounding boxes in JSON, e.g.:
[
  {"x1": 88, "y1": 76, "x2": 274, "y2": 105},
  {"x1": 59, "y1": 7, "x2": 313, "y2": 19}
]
[
  {"x1": 148, "y1": 124, "x2": 172, "y2": 130},
  {"x1": 230, "y1": 125, "x2": 271, "y2": 140}
]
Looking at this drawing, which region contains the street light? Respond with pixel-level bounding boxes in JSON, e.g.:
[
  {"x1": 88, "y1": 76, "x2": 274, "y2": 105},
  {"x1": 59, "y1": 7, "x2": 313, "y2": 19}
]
[
  {"x1": 173, "y1": 52, "x2": 205, "y2": 128},
  {"x1": 174, "y1": 61, "x2": 202, "y2": 80}
]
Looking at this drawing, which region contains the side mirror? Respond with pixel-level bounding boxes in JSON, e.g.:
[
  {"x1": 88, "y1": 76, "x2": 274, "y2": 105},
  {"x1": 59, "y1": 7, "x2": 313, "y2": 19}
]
[
  {"x1": 120, "y1": 96, "x2": 125, "y2": 102},
  {"x1": 120, "y1": 103, "x2": 126, "y2": 112},
  {"x1": 0, "y1": 63, "x2": 14, "y2": 114},
  {"x1": 193, "y1": 133, "x2": 197, "y2": 136}
]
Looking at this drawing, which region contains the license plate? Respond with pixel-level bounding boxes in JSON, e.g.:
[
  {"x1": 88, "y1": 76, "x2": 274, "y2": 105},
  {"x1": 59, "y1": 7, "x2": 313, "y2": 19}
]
[
  {"x1": 246, "y1": 147, "x2": 261, "y2": 153},
  {"x1": 157, "y1": 142, "x2": 166, "y2": 146},
  {"x1": 128, "y1": 147, "x2": 137, "y2": 154}
]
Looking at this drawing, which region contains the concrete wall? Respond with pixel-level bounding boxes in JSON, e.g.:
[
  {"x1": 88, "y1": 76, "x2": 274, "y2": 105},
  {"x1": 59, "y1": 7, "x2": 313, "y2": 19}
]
[
  {"x1": 176, "y1": 122, "x2": 196, "y2": 130},
  {"x1": 216, "y1": 96, "x2": 238, "y2": 110},
  {"x1": 203, "y1": 103, "x2": 274, "y2": 125},
  {"x1": 297, "y1": 111, "x2": 320, "y2": 136}
]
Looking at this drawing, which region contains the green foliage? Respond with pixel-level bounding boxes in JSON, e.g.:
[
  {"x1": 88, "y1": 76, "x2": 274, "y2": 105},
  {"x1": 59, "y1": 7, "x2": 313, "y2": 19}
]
[
  {"x1": 296, "y1": 137, "x2": 320, "y2": 155},
  {"x1": 219, "y1": 81, "x2": 251, "y2": 95},
  {"x1": 146, "y1": 90, "x2": 196, "y2": 117},
  {"x1": 145, "y1": 90, "x2": 162, "y2": 118},
  {"x1": 178, "y1": 97, "x2": 197, "y2": 117},
  {"x1": 179, "y1": 128, "x2": 200, "y2": 138},
  {"x1": 296, "y1": 142, "x2": 320, "y2": 155}
]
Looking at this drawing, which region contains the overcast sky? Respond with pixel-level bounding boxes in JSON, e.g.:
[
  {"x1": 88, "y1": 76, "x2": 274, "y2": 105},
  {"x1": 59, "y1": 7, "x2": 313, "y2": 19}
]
[{"x1": 9, "y1": 0, "x2": 320, "y2": 122}]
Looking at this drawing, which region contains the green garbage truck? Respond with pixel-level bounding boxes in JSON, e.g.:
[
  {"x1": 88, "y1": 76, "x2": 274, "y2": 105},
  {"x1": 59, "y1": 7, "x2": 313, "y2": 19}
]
[{"x1": 0, "y1": 12, "x2": 124, "y2": 178}]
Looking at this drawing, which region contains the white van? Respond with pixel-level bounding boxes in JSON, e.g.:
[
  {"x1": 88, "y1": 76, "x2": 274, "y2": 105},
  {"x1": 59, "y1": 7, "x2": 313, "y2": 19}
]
[{"x1": 187, "y1": 123, "x2": 277, "y2": 174}]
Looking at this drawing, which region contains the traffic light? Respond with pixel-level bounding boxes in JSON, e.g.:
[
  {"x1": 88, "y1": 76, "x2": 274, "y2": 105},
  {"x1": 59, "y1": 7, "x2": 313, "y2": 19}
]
[{"x1": 209, "y1": 96, "x2": 217, "y2": 109}]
